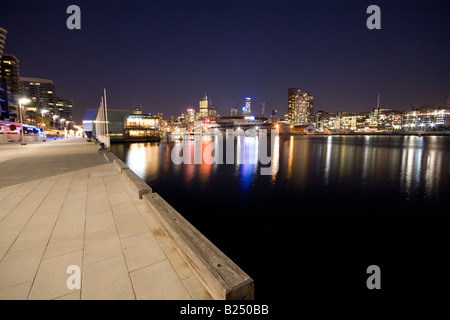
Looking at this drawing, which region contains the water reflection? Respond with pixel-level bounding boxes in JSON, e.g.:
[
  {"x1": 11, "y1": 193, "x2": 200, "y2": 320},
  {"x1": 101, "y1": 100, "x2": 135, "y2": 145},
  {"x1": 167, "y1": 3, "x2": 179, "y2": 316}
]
[{"x1": 111, "y1": 136, "x2": 450, "y2": 207}]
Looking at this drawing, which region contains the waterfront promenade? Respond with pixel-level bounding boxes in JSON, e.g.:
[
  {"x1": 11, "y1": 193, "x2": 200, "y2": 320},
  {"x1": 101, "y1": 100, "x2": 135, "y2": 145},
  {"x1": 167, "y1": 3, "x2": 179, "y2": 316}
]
[{"x1": 0, "y1": 138, "x2": 212, "y2": 300}]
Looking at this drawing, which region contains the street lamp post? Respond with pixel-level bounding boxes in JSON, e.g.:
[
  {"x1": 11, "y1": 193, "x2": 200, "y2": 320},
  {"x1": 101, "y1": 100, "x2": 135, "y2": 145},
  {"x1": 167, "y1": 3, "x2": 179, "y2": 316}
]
[
  {"x1": 60, "y1": 118, "x2": 66, "y2": 139},
  {"x1": 53, "y1": 115, "x2": 59, "y2": 140},
  {"x1": 41, "y1": 109, "x2": 49, "y2": 142},
  {"x1": 18, "y1": 98, "x2": 31, "y2": 146}
]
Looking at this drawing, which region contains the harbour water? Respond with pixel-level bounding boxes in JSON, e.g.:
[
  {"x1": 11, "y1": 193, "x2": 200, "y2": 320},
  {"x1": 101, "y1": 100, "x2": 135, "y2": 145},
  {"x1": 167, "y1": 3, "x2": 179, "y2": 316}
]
[{"x1": 111, "y1": 135, "x2": 450, "y2": 300}]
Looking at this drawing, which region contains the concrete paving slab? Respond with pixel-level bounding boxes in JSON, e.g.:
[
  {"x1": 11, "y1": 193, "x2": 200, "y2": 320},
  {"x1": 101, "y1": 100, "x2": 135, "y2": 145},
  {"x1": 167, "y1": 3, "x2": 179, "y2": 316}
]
[
  {"x1": 82, "y1": 255, "x2": 135, "y2": 300},
  {"x1": 121, "y1": 231, "x2": 166, "y2": 272},
  {"x1": 0, "y1": 139, "x2": 214, "y2": 300},
  {"x1": 29, "y1": 250, "x2": 83, "y2": 300},
  {"x1": 130, "y1": 259, "x2": 192, "y2": 300}
]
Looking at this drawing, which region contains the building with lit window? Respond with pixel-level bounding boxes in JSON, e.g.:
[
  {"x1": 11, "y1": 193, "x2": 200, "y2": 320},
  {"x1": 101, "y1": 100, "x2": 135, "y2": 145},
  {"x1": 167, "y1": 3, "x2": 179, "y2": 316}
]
[
  {"x1": 402, "y1": 105, "x2": 450, "y2": 132},
  {"x1": 20, "y1": 77, "x2": 73, "y2": 124},
  {"x1": 242, "y1": 97, "x2": 252, "y2": 114},
  {"x1": 20, "y1": 77, "x2": 54, "y2": 111},
  {"x1": 124, "y1": 114, "x2": 161, "y2": 141},
  {"x1": 185, "y1": 108, "x2": 195, "y2": 122},
  {"x1": 1, "y1": 53, "x2": 20, "y2": 120},
  {"x1": 0, "y1": 27, "x2": 6, "y2": 60},
  {"x1": 1, "y1": 54, "x2": 20, "y2": 95},
  {"x1": 199, "y1": 94, "x2": 209, "y2": 118},
  {"x1": 288, "y1": 88, "x2": 314, "y2": 126}
]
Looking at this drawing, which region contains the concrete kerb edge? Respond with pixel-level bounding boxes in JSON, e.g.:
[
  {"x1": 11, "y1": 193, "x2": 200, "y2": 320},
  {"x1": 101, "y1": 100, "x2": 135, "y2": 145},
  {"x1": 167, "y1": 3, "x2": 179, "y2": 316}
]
[
  {"x1": 142, "y1": 192, "x2": 254, "y2": 301},
  {"x1": 101, "y1": 150, "x2": 254, "y2": 300},
  {"x1": 102, "y1": 151, "x2": 151, "y2": 199}
]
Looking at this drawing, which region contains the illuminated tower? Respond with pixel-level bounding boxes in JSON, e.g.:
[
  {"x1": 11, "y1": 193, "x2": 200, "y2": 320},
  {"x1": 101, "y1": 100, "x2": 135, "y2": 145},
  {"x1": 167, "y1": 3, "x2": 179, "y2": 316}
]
[
  {"x1": 288, "y1": 88, "x2": 314, "y2": 125},
  {"x1": 199, "y1": 94, "x2": 208, "y2": 118},
  {"x1": 0, "y1": 27, "x2": 6, "y2": 60},
  {"x1": 242, "y1": 97, "x2": 251, "y2": 114}
]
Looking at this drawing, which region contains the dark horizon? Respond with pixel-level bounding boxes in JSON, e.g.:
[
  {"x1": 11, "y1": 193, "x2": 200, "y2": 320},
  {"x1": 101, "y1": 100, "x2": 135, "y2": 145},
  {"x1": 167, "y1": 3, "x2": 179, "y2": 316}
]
[{"x1": 1, "y1": 0, "x2": 449, "y2": 123}]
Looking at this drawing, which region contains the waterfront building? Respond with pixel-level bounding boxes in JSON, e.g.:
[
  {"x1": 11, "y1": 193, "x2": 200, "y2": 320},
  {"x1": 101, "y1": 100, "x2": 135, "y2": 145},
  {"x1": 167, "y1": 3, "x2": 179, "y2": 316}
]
[
  {"x1": 199, "y1": 94, "x2": 208, "y2": 118},
  {"x1": 215, "y1": 115, "x2": 270, "y2": 129},
  {"x1": 288, "y1": 88, "x2": 314, "y2": 126},
  {"x1": 402, "y1": 105, "x2": 450, "y2": 132},
  {"x1": 124, "y1": 113, "x2": 161, "y2": 141},
  {"x1": 185, "y1": 108, "x2": 195, "y2": 122},
  {"x1": 208, "y1": 106, "x2": 217, "y2": 118},
  {"x1": 133, "y1": 104, "x2": 143, "y2": 115}
]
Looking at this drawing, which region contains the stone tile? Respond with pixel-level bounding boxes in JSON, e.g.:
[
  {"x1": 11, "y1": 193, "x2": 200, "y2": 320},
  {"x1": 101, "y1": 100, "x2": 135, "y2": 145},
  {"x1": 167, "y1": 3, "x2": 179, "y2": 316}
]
[
  {"x1": 183, "y1": 275, "x2": 213, "y2": 300},
  {"x1": 121, "y1": 232, "x2": 166, "y2": 272},
  {"x1": 0, "y1": 281, "x2": 32, "y2": 300},
  {"x1": 10, "y1": 226, "x2": 54, "y2": 253},
  {"x1": 0, "y1": 245, "x2": 46, "y2": 291},
  {"x1": 0, "y1": 179, "x2": 42, "y2": 221},
  {"x1": 82, "y1": 255, "x2": 135, "y2": 300},
  {"x1": 85, "y1": 212, "x2": 115, "y2": 235},
  {"x1": 110, "y1": 199, "x2": 141, "y2": 220},
  {"x1": 29, "y1": 250, "x2": 83, "y2": 300},
  {"x1": 86, "y1": 201, "x2": 111, "y2": 217},
  {"x1": 84, "y1": 228, "x2": 123, "y2": 265},
  {"x1": 130, "y1": 260, "x2": 192, "y2": 300},
  {"x1": 140, "y1": 210, "x2": 169, "y2": 244},
  {"x1": 54, "y1": 291, "x2": 80, "y2": 300},
  {"x1": 115, "y1": 213, "x2": 149, "y2": 239},
  {"x1": 0, "y1": 184, "x2": 21, "y2": 203},
  {"x1": 44, "y1": 226, "x2": 85, "y2": 259},
  {"x1": 159, "y1": 240, "x2": 194, "y2": 280},
  {"x1": 0, "y1": 221, "x2": 23, "y2": 246},
  {"x1": 54, "y1": 212, "x2": 85, "y2": 231},
  {"x1": 89, "y1": 171, "x2": 119, "y2": 178}
]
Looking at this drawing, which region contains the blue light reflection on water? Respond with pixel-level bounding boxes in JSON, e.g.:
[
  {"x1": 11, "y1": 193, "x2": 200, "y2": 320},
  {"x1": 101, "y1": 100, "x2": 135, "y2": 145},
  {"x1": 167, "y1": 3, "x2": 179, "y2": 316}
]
[{"x1": 111, "y1": 135, "x2": 450, "y2": 224}]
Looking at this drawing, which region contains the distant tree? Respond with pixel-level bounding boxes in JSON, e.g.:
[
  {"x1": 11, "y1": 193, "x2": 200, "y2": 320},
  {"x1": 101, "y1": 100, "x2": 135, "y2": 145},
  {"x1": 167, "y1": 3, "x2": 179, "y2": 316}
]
[{"x1": 25, "y1": 110, "x2": 39, "y2": 125}]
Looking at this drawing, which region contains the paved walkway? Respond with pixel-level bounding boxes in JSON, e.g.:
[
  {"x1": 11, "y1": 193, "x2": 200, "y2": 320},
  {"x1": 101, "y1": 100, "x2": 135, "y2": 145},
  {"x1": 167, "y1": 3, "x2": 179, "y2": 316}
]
[{"x1": 0, "y1": 138, "x2": 211, "y2": 300}]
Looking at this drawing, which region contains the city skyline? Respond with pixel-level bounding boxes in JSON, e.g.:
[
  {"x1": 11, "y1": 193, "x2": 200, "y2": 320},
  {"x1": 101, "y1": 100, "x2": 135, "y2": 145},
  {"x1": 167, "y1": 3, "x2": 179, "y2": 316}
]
[{"x1": 0, "y1": 0, "x2": 449, "y2": 123}]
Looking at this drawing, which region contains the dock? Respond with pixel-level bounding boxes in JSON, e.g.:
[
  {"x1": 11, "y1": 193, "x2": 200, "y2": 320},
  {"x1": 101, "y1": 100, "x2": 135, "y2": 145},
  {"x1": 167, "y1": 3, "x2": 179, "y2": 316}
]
[{"x1": 0, "y1": 138, "x2": 253, "y2": 300}]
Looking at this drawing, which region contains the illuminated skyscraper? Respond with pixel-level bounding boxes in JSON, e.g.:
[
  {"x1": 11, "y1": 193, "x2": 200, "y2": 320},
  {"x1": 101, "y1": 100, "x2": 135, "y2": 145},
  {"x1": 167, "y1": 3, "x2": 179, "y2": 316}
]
[
  {"x1": 199, "y1": 94, "x2": 208, "y2": 118},
  {"x1": 288, "y1": 88, "x2": 314, "y2": 125},
  {"x1": 0, "y1": 27, "x2": 6, "y2": 60},
  {"x1": 0, "y1": 27, "x2": 8, "y2": 119},
  {"x1": 242, "y1": 97, "x2": 251, "y2": 114},
  {"x1": 1, "y1": 54, "x2": 20, "y2": 95}
]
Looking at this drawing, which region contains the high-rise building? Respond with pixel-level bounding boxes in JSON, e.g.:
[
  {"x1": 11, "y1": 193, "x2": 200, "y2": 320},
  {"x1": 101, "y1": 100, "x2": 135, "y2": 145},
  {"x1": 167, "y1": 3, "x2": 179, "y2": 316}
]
[
  {"x1": 1, "y1": 52, "x2": 20, "y2": 120},
  {"x1": 242, "y1": 97, "x2": 251, "y2": 114},
  {"x1": 53, "y1": 98, "x2": 74, "y2": 123},
  {"x1": 20, "y1": 77, "x2": 73, "y2": 122},
  {"x1": 230, "y1": 107, "x2": 238, "y2": 116},
  {"x1": 288, "y1": 88, "x2": 314, "y2": 125},
  {"x1": 1, "y1": 54, "x2": 20, "y2": 95},
  {"x1": 133, "y1": 104, "x2": 143, "y2": 115},
  {"x1": 186, "y1": 108, "x2": 195, "y2": 122},
  {"x1": 199, "y1": 94, "x2": 208, "y2": 118},
  {"x1": 447, "y1": 89, "x2": 450, "y2": 108},
  {"x1": 0, "y1": 27, "x2": 7, "y2": 120},
  {"x1": 208, "y1": 106, "x2": 217, "y2": 118},
  {"x1": 0, "y1": 27, "x2": 7, "y2": 61},
  {"x1": 20, "y1": 77, "x2": 55, "y2": 111}
]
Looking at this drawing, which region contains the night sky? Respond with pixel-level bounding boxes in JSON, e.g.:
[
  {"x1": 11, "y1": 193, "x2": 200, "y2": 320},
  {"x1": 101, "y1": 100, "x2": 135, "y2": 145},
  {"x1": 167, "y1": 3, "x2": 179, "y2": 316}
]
[{"x1": 1, "y1": 0, "x2": 449, "y2": 123}]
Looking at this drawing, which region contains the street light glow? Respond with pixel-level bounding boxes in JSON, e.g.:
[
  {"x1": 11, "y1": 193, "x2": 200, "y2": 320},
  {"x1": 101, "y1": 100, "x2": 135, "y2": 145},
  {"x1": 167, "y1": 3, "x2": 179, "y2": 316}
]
[{"x1": 19, "y1": 98, "x2": 31, "y2": 105}]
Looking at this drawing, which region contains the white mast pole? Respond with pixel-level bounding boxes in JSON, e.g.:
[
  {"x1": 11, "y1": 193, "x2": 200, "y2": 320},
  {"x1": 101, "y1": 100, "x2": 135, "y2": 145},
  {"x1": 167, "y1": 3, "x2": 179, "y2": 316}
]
[{"x1": 103, "y1": 88, "x2": 110, "y2": 148}]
